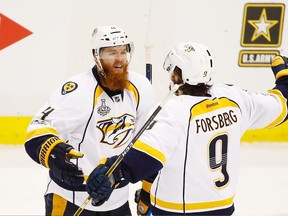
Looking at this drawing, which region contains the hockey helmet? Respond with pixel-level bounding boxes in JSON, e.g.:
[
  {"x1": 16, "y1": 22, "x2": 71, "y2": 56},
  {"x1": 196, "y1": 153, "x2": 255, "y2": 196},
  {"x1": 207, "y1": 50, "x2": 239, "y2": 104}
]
[
  {"x1": 91, "y1": 25, "x2": 134, "y2": 58},
  {"x1": 163, "y1": 42, "x2": 214, "y2": 85}
]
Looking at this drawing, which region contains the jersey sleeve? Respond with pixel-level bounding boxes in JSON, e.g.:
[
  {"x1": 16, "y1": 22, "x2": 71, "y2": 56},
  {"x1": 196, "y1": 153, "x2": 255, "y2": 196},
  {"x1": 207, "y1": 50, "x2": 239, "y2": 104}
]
[
  {"x1": 272, "y1": 83, "x2": 288, "y2": 122},
  {"x1": 25, "y1": 76, "x2": 92, "y2": 163},
  {"x1": 121, "y1": 99, "x2": 181, "y2": 183},
  {"x1": 236, "y1": 85, "x2": 287, "y2": 130}
]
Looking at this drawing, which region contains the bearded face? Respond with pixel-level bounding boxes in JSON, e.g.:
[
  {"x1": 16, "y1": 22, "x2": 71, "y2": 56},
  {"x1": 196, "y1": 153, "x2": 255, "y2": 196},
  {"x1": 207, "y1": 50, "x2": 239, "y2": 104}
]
[{"x1": 97, "y1": 46, "x2": 130, "y2": 91}]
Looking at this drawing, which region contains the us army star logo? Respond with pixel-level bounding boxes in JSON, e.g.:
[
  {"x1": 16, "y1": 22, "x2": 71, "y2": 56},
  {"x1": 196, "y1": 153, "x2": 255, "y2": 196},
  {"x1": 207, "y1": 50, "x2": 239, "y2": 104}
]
[
  {"x1": 241, "y1": 3, "x2": 284, "y2": 47},
  {"x1": 247, "y1": 9, "x2": 278, "y2": 42}
]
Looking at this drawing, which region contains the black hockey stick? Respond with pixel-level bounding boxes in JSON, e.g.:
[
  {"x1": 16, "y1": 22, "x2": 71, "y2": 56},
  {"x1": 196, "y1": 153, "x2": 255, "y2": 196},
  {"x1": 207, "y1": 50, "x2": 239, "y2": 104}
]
[
  {"x1": 74, "y1": 84, "x2": 180, "y2": 216},
  {"x1": 145, "y1": 43, "x2": 153, "y2": 83},
  {"x1": 145, "y1": 0, "x2": 153, "y2": 83},
  {"x1": 146, "y1": 62, "x2": 152, "y2": 83}
]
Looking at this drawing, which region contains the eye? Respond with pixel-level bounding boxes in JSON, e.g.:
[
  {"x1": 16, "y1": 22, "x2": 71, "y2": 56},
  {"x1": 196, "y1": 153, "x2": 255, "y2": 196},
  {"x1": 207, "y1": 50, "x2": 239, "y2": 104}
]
[{"x1": 108, "y1": 51, "x2": 117, "y2": 56}]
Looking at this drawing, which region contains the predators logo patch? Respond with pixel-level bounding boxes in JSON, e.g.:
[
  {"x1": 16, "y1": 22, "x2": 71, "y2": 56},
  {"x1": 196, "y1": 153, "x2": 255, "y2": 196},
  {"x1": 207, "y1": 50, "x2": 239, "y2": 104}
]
[
  {"x1": 97, "y1": 114, "x2": 135, "y2": 148},
  {"x1": 61, "y1": 81, "x2": 78, "y2": 95},
  {"x1": 184, "y1": 44, "x2": 195, "y2": 52}
]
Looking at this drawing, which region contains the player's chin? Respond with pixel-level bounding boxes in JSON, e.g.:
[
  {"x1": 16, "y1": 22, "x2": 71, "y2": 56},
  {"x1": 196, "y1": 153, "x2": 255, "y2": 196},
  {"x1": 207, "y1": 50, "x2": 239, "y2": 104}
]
[{"x1": 113, "y1": 68, "x2": 125, "y2": 74}]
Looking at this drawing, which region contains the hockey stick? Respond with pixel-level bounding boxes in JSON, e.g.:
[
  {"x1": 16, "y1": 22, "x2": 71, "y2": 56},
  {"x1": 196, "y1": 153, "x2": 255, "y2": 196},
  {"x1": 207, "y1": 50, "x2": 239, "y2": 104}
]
[
  {"x1": 145, "y1": 0, "x2": 153, "y2": 83},
  {"x1": 145, "y1": 43, "x2": 153, "y2": 83},
  {"x1": 146, "y1": 58, "x2": 152, "y2": 83},
  {"x1": 73, "y1": 84, "x2": 180, "y2": 216}
]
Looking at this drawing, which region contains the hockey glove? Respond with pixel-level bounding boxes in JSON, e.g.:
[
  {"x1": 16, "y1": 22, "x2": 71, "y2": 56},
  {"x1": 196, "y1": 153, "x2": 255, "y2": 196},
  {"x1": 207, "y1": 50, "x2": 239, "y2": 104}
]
[
  {"x1": 86, "y1": 156, "x2": 124, "y2": 206},
  {"x1": 271, "y1": 55, "x2": 288, "y2": 84},
  {"x1": 134, "y1": 180, "x2": 152, "y2": 215},
  {"x1": 38, "y1": 136, "x2": 84, "y2": 187}
]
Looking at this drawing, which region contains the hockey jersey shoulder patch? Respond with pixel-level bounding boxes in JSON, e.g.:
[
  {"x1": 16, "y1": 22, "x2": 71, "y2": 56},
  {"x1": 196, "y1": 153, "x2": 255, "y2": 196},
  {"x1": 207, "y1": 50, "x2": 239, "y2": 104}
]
[{"x1": 61, "y1": 81, "x2": 78, "y2": 95}]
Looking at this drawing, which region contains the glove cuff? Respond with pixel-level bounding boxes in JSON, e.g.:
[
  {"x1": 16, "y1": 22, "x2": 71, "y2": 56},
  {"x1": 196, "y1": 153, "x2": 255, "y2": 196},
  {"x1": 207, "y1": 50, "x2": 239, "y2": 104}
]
[
  {"x1": 138, "y1": 199, "x2": 150, "y2": 215},
  {"x1": 39, "y1": 136, "x2": 66, "y2": 168},
  {"x1": 142, "y1": 179, "x2": 152, "y2": 193},
  {"x1": 272, "y1": 55, "x2": 288, "y2": 80}
]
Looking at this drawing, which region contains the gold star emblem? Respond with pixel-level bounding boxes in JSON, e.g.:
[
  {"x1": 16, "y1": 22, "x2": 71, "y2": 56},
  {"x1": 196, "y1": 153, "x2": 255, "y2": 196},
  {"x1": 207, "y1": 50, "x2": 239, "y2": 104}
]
[{"x1": 247, "y1": 8, "x2": 278, "y2": 42}]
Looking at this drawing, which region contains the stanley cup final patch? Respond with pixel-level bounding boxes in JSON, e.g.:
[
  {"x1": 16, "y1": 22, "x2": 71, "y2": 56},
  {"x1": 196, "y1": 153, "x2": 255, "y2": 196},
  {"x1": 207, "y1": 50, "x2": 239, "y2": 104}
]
[
  {"x1": 61, "y1": 81, "x2": 78, "y2": 95},
  {"x1": 97, "y1": 99, "x2": 111, "y2": 116}
]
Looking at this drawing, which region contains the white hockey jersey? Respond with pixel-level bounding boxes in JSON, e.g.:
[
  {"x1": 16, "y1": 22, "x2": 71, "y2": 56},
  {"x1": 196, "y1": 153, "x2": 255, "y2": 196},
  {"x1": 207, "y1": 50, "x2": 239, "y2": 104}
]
[
  {"x1": 122, "y1": 83, "x2": 287, "y2": 214},
  {"x1": 25, "y1": 68, "x2": 155, "y2": 211}
]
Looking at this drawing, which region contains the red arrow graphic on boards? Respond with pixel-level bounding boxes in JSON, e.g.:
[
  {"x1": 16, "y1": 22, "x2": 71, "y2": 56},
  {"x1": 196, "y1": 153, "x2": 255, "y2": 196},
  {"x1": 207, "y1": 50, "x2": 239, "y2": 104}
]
[{"x1": 0, "y1": 13, "x2": 33, "y2": 50}]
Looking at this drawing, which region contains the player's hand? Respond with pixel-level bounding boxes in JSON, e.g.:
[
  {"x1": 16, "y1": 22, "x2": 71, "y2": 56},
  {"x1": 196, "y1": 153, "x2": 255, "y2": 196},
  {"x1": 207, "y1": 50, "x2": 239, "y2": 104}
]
[
  {"x1": 86, "y1": 156, "x2": 123, "y2": 206},
  {"x1": 87, "y1": 165, "x2": 113, "y2": 206},
  {"x1": 271, "y1": 55, "x2": 288, "y2": 82},
  {"x1": 48, "y1": 143, "x2": 84, "y2": 187},
  {"x1": 134, "y1": 180, "x2": 152, "y2": 215}
]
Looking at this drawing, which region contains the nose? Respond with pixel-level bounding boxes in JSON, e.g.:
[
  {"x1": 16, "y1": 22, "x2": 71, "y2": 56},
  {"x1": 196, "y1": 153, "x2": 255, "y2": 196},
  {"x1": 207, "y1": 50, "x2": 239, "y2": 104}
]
[
  {"x1": 114, "y1": 54, "x2": 127, "y2": 63},
  {"x1": 115, "y1": 54, "x2": 123, "y2": 60},
  {"x1": 116, "y1": 53, "x2": 127, "y2": 60}
]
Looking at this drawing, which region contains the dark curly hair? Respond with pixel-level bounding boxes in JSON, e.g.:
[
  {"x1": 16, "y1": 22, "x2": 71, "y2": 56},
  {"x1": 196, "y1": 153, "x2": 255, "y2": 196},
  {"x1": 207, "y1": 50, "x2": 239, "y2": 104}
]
[{"x1": 173, "y1": 66, "x2": 212, "y2": 96}]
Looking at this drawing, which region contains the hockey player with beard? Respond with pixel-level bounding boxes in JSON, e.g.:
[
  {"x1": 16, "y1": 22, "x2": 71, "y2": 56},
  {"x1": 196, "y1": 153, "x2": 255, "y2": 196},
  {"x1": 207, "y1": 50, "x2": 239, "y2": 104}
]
[
  {"x1": 85, "y1": 42, "x2": 288, "y2": 215},
  {"x1": 24, "y1": 25, "x2": 156, "y2": 215}
]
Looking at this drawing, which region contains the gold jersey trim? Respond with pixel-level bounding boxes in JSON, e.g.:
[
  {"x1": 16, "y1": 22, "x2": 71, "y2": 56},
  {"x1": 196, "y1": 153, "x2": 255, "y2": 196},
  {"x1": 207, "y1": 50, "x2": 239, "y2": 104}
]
[
  {"x1": 133, "y1": 140, "x2": 166, "y2": 164},
  {"x1": 151, "y1": 195, "x2": 234, "y2": 211},
  {"x1": 26, "y1": 127, "x2": 59, "y2": 141},
  {"x1": 51, "y1": 193, "x2": 68, "y2": 215},
  {"x1": 191, "y1": 97, "x2": 239, "y2": 120},
  {"x1": 266, "y1": 89, "x2": 287, "y2": 128}
]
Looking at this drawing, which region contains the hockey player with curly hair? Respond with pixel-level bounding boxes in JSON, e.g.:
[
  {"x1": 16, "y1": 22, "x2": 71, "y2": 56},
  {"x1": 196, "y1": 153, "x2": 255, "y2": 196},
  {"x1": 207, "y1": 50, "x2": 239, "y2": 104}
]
[{"x1": 85, "y1": 42, "x2": 288, "y2": 215}]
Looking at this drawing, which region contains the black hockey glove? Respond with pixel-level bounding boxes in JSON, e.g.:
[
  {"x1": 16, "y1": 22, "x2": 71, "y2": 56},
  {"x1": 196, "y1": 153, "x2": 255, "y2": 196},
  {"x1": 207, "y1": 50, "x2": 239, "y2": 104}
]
[
  {"x1": 271, "y1": 55, "x2": 288, "y2": 84},
  {"x1": 86, "y1": 156, "x2": 124, "y2": 206},
  {"x1": 134, "y1": 180, "x2": 152, "y2": 216},
  {"x1": 38, "y1": 136, "x2": 84, "y2": 187}
]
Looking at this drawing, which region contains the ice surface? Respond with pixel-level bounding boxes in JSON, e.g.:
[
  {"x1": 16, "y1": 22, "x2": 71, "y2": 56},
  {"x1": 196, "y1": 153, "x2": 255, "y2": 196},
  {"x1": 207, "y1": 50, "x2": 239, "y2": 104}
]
[{"x1": 0, "y1": 143, "x2": 287, "y2": 215}]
